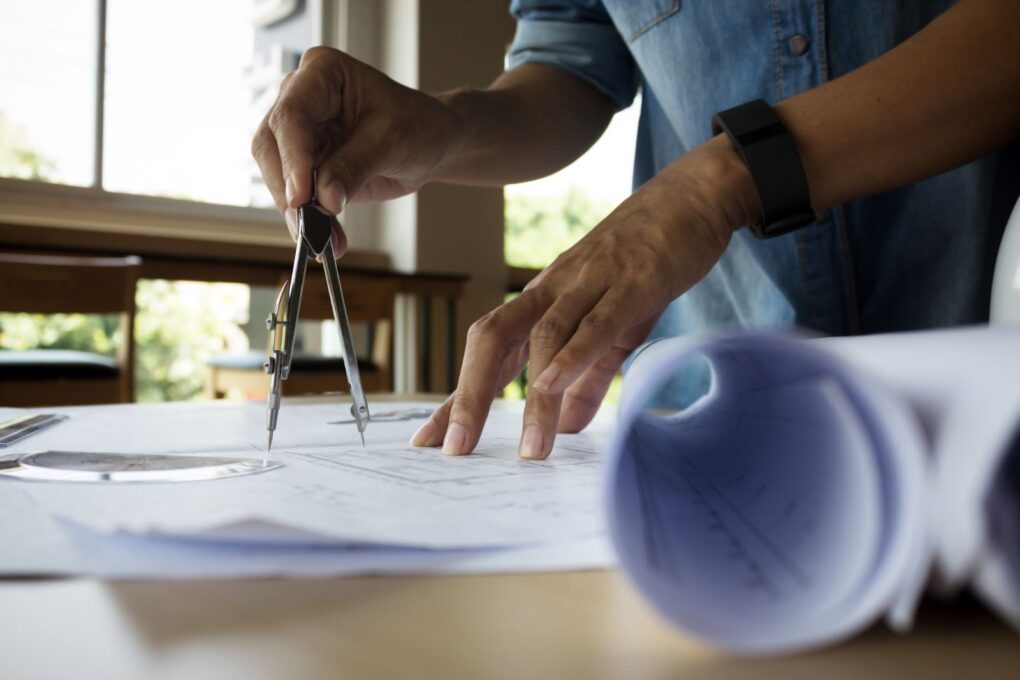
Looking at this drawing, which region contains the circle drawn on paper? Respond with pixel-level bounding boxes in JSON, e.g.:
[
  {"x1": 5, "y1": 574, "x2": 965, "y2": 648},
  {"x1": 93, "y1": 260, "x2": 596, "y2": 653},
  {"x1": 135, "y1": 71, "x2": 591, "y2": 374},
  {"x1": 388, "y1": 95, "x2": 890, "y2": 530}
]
[{"x1": 0, "y1": 451, "x2": 281, "y2": 483}]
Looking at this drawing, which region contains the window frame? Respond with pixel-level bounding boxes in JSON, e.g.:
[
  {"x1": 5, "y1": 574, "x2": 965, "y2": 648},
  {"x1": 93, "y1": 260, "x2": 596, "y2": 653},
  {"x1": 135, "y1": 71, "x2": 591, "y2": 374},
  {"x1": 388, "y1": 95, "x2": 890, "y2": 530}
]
[{"x1": 0, "y1": 0, "x2": 352, "y2": 242}]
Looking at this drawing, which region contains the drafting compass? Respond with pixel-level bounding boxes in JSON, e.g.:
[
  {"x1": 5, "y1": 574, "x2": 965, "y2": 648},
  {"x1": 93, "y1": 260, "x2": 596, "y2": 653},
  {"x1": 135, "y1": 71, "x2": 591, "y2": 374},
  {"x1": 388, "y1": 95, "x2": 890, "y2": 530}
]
[{"x1": 264, "y1": 172, "x2": 370, "y2": 451}]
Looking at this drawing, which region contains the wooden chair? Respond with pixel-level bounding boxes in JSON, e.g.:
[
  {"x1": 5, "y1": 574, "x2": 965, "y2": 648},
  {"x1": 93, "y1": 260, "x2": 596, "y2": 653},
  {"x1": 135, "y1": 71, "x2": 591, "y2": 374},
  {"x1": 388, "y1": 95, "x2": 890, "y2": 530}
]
[
  {"x1": 206, "y1": 272, "x2": 395, "y2": 398},
  {"x1": 0, "y1": 253, "x2": 141, "y2": 406}
]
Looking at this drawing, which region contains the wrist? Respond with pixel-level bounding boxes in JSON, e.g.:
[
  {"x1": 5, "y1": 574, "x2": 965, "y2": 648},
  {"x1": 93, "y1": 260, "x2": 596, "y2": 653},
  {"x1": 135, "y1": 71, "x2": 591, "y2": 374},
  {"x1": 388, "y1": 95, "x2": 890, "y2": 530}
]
[
  {"x1": 659, "y1": 135, "x2": 760, "y2": 242},
  {"x1": 430, "y1": 87, "x2": 478, "y2": 182},
  {"x1": 691, "y1": 134, "x2": 761, "y2": 232}
]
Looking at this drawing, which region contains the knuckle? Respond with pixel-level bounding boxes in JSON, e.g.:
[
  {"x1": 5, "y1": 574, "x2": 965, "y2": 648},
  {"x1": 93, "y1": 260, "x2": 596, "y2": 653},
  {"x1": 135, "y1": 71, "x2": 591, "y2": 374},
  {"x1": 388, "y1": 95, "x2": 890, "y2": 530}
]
[
  {"x1": 565, "y1": 386, "x2": 603, "y2": 411},
  {"x1": 467, "y1": 312, "x2": 503, "y2": 341},
  {"x1": 580, "y1": 309, "x2": 606, "y2": 331},
  {"x1": 531, "y1": 315, "x2": 568, "y2": 346},
  {"x1": 449, "y1": 390, "x2": 481, "y2": 421},
  {"x1": 267, "y1": 100, "x2": 305, "y2": 133},
  {"x1": 250, "y1": 125, "x2": 273, "y2": 161},
  {"x1": 524, "y1": 283, "x2": 557, "y2": 309},
  {"x1": 299, "y1": 45, "x2": 336, "y2": 66},
  {"x1": 521, "y1": 269, "x2": 547, "y2": 292}
]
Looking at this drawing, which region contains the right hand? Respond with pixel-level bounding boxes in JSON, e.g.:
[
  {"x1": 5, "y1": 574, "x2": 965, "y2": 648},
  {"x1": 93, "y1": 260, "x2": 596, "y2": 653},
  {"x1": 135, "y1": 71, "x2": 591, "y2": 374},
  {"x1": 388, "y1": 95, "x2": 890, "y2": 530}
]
[{"x1": 251, "y1": 46, "x2": 460, "y2": 253}]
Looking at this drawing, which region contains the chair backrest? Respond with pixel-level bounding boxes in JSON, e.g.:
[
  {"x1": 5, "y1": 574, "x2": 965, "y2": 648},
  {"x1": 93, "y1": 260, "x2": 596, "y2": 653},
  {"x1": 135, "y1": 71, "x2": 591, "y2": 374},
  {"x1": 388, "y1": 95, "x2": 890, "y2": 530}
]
[
  {"x1": 286, "y1": 272, "x2": 396, "y2": 325},
  {"x1": 0, "y1": 254, "x2": 141, "y2": 315},
  {"x1": 274, "y1": 271, "x2": 396, "y2": 386},
  {"x1": 0, "y1": 253, "x2": 142, "y2": 401}
]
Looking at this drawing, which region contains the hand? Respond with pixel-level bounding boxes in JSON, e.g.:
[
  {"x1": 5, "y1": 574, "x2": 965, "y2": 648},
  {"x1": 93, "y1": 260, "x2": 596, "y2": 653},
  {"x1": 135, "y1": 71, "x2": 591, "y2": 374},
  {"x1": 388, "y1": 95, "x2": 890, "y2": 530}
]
[
  {"x1": 251, "y1": 46, "x2": 460, "y2": 254},
  {"x1": 410, "y1": 136, "x2": 756, "y2": 459}
]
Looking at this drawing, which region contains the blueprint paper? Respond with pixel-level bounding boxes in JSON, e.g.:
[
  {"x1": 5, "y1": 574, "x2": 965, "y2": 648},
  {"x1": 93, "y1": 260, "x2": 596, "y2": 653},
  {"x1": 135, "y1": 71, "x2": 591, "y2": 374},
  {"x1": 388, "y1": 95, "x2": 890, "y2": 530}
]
[
  {"x1": 0, "y1": 486, "x2": 613, "y2": 579},
  {"x1": 821, "y1": 327, "x2": 1020, "y2": 604},
  {"x1": 606, "y1": 327, "x2": 1020, "y2": 653},
  {"x1": 607, "y1": 334, "x2": 927, "y2": 653},
  {"x1": 0, "y1": 400, "x2": 616, "y2": 578}
]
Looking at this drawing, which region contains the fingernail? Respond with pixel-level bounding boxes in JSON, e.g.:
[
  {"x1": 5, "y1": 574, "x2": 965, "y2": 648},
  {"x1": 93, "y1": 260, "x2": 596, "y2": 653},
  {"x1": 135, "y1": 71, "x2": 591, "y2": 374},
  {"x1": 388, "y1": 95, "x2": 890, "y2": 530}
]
[
  {"x1": 284, "y1": 209, "x2": 297, "y2": 238},
  {"x1": 328, "y1": 179, "x2": 347, "y2": 214},
  {"x1": 442, "y1": 423, "x2": 469, "y2": 456},
  {"x1": 410, "y1": 420, "x2": 436, "y2": 447},
  {"x1": 519, "y1": 424, "x2": 544, "y2": 460},
  {"x1": 285, "y1": 177, "x2": 296, "y2": 206},
  {"x1": 533, "y1": 364, "x2": 561, "y2": 393}
]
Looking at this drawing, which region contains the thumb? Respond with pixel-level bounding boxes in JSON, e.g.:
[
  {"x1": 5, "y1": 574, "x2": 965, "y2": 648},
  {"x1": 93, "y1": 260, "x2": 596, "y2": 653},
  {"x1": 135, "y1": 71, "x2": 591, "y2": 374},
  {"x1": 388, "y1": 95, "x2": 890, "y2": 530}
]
[{"x1": 316, "y1": 133, "x2": 388, "y2": 214}]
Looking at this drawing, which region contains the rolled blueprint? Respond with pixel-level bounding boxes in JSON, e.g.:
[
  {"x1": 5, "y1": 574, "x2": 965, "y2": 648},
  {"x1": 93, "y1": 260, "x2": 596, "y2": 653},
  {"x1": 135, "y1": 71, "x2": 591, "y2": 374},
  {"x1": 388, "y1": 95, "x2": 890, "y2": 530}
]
[{"x1": 606, "y1": 327, "x2": 1020, "y2": 653}]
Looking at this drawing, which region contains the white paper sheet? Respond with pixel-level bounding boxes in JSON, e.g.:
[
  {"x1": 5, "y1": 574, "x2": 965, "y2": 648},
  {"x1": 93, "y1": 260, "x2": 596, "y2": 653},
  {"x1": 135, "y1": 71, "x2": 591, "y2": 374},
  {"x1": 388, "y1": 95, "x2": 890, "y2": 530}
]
[
  {"x1": 0, "y1": 400, "x2": 615, "y2": 577},
  {"x1": 0, "y1": 482, "x2": 614, "y2": 579},
  {"x1": 823, "y1": 326, "x2": 1020, "y2": 623}
]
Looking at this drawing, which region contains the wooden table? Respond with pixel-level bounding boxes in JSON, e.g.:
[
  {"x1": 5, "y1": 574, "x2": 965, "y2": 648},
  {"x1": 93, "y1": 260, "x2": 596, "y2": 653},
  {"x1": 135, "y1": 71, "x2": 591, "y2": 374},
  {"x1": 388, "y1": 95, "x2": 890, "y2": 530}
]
[
  {"x1": 1, "y1": 396, "x2": 1017, "y2": 678},
  {"x1": 1, "y1": 573, "x2": 1017, "y2": 679}
]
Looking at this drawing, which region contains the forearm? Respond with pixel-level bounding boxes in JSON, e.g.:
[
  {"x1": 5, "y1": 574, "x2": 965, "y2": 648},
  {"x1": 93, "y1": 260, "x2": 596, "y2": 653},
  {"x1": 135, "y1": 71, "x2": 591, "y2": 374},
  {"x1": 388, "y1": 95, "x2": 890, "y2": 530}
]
[
  {"x1": 775, "y1": 0, "x2": 1020, "y2": 214},
  {"x1": 431, "y1": 64, "x2": 616, "y2": 186}
]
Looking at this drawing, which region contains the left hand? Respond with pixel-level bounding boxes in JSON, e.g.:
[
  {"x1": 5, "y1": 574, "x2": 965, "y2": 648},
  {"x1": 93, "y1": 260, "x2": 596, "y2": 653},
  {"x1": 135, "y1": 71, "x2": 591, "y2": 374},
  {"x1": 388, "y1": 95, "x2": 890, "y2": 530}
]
[{"x1": 410, "y1": 135, "x2": 756, "y2": 459}]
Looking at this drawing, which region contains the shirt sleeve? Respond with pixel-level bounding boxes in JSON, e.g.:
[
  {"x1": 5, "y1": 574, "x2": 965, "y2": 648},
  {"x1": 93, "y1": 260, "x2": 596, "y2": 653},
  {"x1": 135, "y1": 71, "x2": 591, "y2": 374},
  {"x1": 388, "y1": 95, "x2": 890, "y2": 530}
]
[{"x1": 507, "y1": 0, "x2": 639, "y2": 112}]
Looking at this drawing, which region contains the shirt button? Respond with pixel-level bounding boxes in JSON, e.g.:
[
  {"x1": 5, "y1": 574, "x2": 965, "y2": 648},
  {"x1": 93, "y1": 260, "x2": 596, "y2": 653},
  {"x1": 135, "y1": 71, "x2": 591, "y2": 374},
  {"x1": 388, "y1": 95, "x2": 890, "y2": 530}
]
[{"x1": 788, "y1": 34, "x2": 811, "y2": 56}]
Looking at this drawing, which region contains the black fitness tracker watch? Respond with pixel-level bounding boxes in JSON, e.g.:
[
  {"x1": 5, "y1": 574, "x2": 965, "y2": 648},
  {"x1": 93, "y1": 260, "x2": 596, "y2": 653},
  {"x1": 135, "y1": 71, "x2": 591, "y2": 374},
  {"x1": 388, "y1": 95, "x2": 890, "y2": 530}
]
[{"x1": 711, "y1": 99, "x2": 816, "y2": 239}]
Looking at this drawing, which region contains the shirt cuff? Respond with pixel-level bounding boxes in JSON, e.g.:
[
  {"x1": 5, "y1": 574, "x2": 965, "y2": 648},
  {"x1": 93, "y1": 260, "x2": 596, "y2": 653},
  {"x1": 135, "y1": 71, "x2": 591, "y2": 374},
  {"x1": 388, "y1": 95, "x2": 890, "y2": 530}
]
[{"x1": 507, "y1": 19, "x2": 639, "y2": 112}]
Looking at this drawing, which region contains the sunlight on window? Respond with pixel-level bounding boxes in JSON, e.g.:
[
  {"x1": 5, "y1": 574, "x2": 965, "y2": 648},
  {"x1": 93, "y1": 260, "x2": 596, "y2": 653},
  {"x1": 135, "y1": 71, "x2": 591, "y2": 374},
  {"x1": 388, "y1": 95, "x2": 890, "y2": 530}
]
[
  {"x1": 103, "y1": 0, "x2": 297, "y2": 206},
  {"x1": 0, "y1": 0, "x2": 96, "y2": 185},
  {"x1": 0, "y1": 0, "x2": 312, "y2": 206},
  {"x1": 504, "y1": 97, "x2": 640, "y2": 268}
]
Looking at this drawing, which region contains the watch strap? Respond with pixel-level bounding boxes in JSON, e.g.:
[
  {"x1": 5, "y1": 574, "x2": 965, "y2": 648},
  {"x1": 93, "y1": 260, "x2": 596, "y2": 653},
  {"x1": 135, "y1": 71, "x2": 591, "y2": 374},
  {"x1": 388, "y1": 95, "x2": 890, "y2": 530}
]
[{"x1": 711, "y1": 99, "x2": 815, "y2": 239}]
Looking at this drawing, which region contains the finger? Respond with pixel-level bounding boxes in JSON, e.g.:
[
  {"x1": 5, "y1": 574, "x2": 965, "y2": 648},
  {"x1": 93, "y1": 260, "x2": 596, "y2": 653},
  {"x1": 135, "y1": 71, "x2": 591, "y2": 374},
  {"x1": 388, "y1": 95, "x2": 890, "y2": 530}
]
[
  {"x1": 442, "y1": 291, "x2": 552, "y2": 456},
  {"x1": 410, "y1": 342, "x2": 529, "y2": 448},
  {"x1": 532, "y1": 289, "x2": 635, "y2": 395},
  {"x1": 268, "y1": 101, "x2": 317, "y2": 208},
  {"x1": 557, "y1": 346, "x2": 630, "y2": 433},
  {"x1": 330, "y1": 216, "x2": 348, "y2": 258},
  {"x1": 252, "y1": 119, "x2": 300, "y2": 240},
  {"x1": 251, "y1": 118, "x2": 287, "y2": 211},
  {"x1": 268, "y1": 50, "x2": 345, "y2": 207},
  {"x1": 520, "y1": 287, "x2": 605, "y2": 460},
  {"x1": 410, "y1": 396, "x2": 454, "y2": 448},
  {"x1": 351, "y1": 175, "x2": 419, "y2": 204},
  {"x1": 312, "y1": 215, "x2": 349, "y2": 263}
]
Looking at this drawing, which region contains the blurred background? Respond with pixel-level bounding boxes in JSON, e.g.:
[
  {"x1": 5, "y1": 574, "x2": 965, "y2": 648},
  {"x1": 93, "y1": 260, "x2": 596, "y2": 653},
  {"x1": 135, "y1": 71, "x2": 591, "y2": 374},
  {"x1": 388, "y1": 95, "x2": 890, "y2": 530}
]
[{"x1": 0, "y1": 0, "x2": 636, "y2": 405}]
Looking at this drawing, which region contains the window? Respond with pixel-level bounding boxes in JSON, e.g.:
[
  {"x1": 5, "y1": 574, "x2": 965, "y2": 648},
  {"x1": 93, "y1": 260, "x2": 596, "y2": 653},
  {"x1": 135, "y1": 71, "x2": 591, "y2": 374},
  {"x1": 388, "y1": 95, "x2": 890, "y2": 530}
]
[
  {"x1": 0, "y1": 0, "x2": 321, "y2": 209},
  {"x1": 105, "y1": 0, "x2": 265, "y2": 205},
  {"x1": 0, "y1": 0, "x2": 344, "y2": 403},
  {"x1": 0, "y1": 1, "x2": 97, "y2": 186}
]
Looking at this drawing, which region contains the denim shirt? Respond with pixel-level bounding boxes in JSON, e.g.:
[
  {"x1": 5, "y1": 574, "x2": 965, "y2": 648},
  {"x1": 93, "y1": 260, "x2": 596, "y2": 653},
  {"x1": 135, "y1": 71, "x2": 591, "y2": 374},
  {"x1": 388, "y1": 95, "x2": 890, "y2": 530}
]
[{"x1": 507, "y1": 1, "x2": 1020, "y2": 404}]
